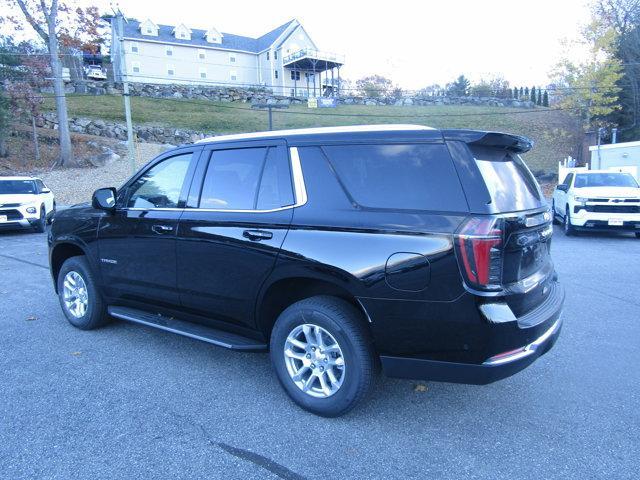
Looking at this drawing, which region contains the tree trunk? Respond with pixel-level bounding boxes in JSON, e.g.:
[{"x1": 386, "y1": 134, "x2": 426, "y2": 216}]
[
  {"x1": 46, "y1": 18, "x2": 75, "y2": 167},
  {"x1": 31, "y1": 115, "x2": 40, "y2": 164},
  {"x1": 0, "y1": 136, "x2": 7, "y2": 158}
]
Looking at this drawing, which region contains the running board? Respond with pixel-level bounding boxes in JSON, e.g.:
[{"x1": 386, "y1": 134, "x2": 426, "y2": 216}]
[{"x1": 108, "y1": 306, "x2": 267, "y2": 351}]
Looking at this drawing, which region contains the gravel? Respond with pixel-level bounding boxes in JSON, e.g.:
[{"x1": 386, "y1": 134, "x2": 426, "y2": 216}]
[{"x1": 39, "y1": 142, "x2": 168, "y2": 206}]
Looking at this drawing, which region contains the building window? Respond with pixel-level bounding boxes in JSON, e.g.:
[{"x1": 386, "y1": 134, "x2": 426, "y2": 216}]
[
  {"x1": 167, "y1": 65, "x2": 175, "y2": 76},
  {"x1": 266, "y1": 51, "x2": 270, "y2": 60},
  {"x1": 199, "y1": 68, "x2": 206, "y2": 79},
  {"x1": 290, "y1": 70, "x2": 300, "y2": 81},
  {"x1": 132, "y1": 61, "x2": 141, "y2": 74},
  {"x1": 166, "y1": 46, "x2": 173, "y2": 56},
  {"x1": 230, "y1": 70, "x2": 237, "y2": 81},
  {"x1": 274, "y1": 70, "x2": 278, "y2": 79},
  {"x1": 131, "y1": 42, "x2": 139, "y2": 53},
  {"x1": 274, "y1": 51, "x2": 278, "y2": 60},
  {"x1": 146, "y1": 28, "x2": 153, "y2": 34},
  {"x1": 198, "y1": 49, "x2": 205, "y2": 60},
  {"x1": 229, "y1": 54, "x2": 236, "y2": 63}
]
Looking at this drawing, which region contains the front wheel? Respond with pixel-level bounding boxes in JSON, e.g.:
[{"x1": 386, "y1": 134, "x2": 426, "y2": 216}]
[
  {"x1": 551, "y1": 201, "x2": 560, "y2": 225},
  {"x1": 57, "y1": 256, "x2": 109, "y2": 330},
  {"x1": 564, "y1": 207, "x2": 575, "y2": 236},
  {"x1": 270, "y1": 296, "x2": 376, "y2": 417},
  {"x1": 34, "y1": 206, "x2": 46, "y2": 233}
]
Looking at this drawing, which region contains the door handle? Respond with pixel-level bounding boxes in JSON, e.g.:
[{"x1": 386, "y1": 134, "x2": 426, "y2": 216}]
[
  {"x1": 243, "y1": 229, "x2": 273, "y2": 241},
  {"x1": 152, "y1": 224, "x2": 174, "y2": 234}
]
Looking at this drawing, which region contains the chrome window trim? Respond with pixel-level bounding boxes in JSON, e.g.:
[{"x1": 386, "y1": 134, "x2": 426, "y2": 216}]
[
  {"x1": 289, "y1": 146, "x2": 308, "y2": 207},
  {"x1": 125, "y1": 146, "x2": 308, "y2": 214}
]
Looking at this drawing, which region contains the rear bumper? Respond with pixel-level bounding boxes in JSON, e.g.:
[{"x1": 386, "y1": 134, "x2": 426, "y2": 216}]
[{"x1": 380, "y1": 283, "x2": 564, "y2": 385}]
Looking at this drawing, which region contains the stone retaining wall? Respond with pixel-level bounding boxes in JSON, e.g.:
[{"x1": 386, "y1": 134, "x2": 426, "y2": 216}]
[
  {"x1": 50, "y1": 80, "x2": 536, "y2": 109},
  {"x1": 36, "y1": 112, "x2": 208, "y2": 145}
]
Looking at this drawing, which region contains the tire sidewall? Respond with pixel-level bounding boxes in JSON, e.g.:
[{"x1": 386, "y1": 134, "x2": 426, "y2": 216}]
[
  {"x1": 271, "y1": 303, "x2": 368, "y2": 417},
  {"x1": 564, "y1": 208, "x2": 573, "y2": 235},
  {"x1": 35, "y1": 206, "x2": 46, "y2": 233},
  {"x1": 57, "y1": 257, "x2": 100, "y2": 329}
]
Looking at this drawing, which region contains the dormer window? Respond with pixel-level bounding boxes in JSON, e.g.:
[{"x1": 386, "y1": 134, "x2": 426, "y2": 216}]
[
  {"x1": 205, "y1": 27, "x2": 223, "y2": 44},
  {"x1": 140, "y1": 19, "x2": 159, "y2": 37},
  {"x1": 173, "y1": 24, "x2": 192, "y2": 41}
]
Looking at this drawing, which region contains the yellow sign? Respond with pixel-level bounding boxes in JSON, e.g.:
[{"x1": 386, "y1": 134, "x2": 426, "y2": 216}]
[{"x1": 307, "y1": 98, "x2": 318, "y2": 108}]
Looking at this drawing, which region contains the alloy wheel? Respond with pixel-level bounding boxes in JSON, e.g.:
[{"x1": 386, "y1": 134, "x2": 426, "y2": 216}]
[
  {"x1": 283, "y1": 323, "x2": 345, "y2": 398},
  {"x1": 62, "y1": 271, "x2": 89, "y2": 318}
]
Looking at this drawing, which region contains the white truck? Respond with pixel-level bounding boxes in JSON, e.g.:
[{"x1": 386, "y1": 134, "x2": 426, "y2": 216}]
[{"x1": 552, "y1": 170, "x2": 640, "y2": 237}]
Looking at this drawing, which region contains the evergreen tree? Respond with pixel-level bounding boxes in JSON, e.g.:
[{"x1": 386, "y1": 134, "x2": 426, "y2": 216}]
[
  {"x1": 513, "y1": 87, "x2": 518, "y2": 99},
  {"x1": 537, "y1": 88, "x2": 542, "y2": 105},
  {"x1": 524, "y1": 86, "x2": 529, "y2": 97},
  {"x1": 543, "y1": 90, "x2": 549, "y2": 107},
  {"x1": 530, "y1": 86, "x2": 536, "y2": 102}
]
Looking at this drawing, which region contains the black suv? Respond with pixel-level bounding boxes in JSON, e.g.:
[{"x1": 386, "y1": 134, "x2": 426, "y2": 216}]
[{"x1": 49, "y1": 125, "x2": 564, "y2": 416}]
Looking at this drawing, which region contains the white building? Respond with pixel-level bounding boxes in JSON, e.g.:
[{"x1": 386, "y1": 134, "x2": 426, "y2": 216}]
[
  {"x1": 110, "y1": 15, "x2": 344, "y2": 97},
  {"x1": 589, "y1": 140, "x2": 640, "y2": 180}
]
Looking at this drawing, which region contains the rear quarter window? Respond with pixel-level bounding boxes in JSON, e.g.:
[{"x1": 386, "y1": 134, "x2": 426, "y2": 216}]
[
  {"x1": 321, "y1": 143, "x2": 468, "y2": 212},
  {"x1": 470, "y1": 146, "x2": 545, "y2": 212}
]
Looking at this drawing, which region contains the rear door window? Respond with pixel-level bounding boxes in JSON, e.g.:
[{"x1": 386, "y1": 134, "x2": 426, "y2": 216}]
[
  {"x1": 199, "y1": 146, "x2": 294, "y2": 210},
  {"x1": 322, "y1": 143, "x2": 468, "y2": 212},
  {"x1": 470, "y1": 146, "x2": 545, "y2": 212}
]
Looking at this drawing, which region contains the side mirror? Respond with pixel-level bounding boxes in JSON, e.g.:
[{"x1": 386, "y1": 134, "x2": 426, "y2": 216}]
[
  {"x1": 41, "y1": 187, "x2": 51, "y2": 194},
  {"x1": 556, "y1": 184, "x2": 568, "y2": 192},
  {"x1": 92, "y1": 187, "x2": 117, "y2": 211}
]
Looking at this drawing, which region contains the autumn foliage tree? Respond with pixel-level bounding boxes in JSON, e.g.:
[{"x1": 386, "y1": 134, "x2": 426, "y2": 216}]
[
  {"x1": 2, "y1": 0, "x2": 103, "y2": 166},
  {"x1": 6, "y1": 56, "x2": 48, "y2": 164},
  {"x1": 551, "y1": 19, "x2": 623, "y2": 129}
]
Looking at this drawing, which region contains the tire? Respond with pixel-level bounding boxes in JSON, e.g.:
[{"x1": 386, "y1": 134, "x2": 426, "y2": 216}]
[
  {"x1": 551, "y1": 201, "x2": 560, "y2": 225},
  {"x1": 47, "y1": 202, "x2": 56, "y2": 225},
  {"x1": 270, "y1": 295, "x2": 376, "y2": 417},
  {"x1": 34, "y1": 205, "x2": 46, "y2": 233},
  {"x1": 57, "y1": 256, "x2": 109, "y2": 330},
  {"x1": 563, "y1": 207, "x2": 575, "y2": 236}
]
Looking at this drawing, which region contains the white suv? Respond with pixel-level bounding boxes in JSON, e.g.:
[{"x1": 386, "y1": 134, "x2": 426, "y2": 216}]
[
  {"x1": 552, "y1": 170, "x2": 640, "y2": 237},
  {"x1": 0, "y1": 176, "x2": 56, "y2": 233}
]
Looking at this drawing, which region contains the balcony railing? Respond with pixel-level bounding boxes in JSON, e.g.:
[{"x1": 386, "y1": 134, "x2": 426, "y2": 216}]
[{"x1": 283, "y1": 48, "x2": 345, "y2": 66}]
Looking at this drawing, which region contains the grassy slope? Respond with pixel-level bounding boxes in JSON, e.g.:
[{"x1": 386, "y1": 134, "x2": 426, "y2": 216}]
[{"x1": 45, "y1": 95, "x2": 581, "y2": 173}]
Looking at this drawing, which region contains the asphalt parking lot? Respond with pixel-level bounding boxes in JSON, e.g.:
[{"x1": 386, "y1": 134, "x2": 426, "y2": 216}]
[{"x1": 0, "y1": 227, "x2": 639, "y2": 479}]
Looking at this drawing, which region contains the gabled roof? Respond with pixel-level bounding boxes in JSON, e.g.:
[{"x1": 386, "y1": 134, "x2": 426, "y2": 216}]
[{"x1": 122, "y1": 19, "x2": 297, "y2": 53}]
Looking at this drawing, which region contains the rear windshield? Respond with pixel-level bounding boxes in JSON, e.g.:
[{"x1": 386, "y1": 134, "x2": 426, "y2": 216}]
[
  {"x1": 0, "y1": 180, "x2": 37, "y2": 195},
  {"x1": 470, "y1": 146, "x2": 544, "y2": 212},
  {"x1": 322, "y1": 143, "x2": 468, "y2": 212},
  {"x1": 574, "y1": 173, "x2": 638, "y2": 188}
]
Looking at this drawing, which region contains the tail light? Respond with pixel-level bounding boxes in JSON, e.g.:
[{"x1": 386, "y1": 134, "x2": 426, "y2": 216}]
[{"x1": 454, "y1": 216, "x2": 504, "y2": 291}]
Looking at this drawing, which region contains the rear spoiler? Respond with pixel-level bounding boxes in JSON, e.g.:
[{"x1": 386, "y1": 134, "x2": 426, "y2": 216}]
[{"x1": 442, "y1": 130, "x2": 533, "y2": 153}]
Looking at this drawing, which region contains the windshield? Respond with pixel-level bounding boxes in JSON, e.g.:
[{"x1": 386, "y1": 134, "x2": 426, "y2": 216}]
[
  {"x1": 0, "y1": 180, "x2": 37, "y2": 195},
  {"x1": 471, "y1": 146, "x2": 545, "y2": 212},
  {"x1": 574, "y1": 173, "x2": 639, "y2": 188}
]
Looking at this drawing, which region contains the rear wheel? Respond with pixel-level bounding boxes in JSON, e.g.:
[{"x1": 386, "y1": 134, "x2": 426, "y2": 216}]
[
  {"x1": 270, "y1": 296, "x2": 375, "y2": 417},
  {"x1": 564, "y1": 207, "x2": 575, "y2": 236},
  {"x1": 57, "y1": 256, "x2": 109, "y2": 330}
]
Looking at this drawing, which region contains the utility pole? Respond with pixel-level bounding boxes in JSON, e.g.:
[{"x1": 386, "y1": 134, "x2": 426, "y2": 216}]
[{"x1": 115, "y1": 11, "x2": 136, "y2": 174}]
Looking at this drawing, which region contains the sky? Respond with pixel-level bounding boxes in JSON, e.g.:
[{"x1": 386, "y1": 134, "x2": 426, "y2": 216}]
[{"x1": 3, "y1": 0, "x2": 594, "y2": 90}]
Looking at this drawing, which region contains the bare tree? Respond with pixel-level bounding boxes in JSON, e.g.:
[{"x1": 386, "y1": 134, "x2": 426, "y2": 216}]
[{"x1": 5, "y1": 0, "x2": 76, "y2": 166}]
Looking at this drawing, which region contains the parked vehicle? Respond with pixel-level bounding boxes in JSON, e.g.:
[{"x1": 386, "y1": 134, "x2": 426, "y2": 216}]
[
  {"x1": 48, "y1": 125, "x2": 564, "y2": 416},
  {"x1": 0, "y1": 176, "x2": 55, "y2": 232},
  {"x1": 552, "y1": 170, "x2": 640, "y2": 237},
  {"x1": 86, "y1": 65, "x2": 107, "y2": 81}
]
